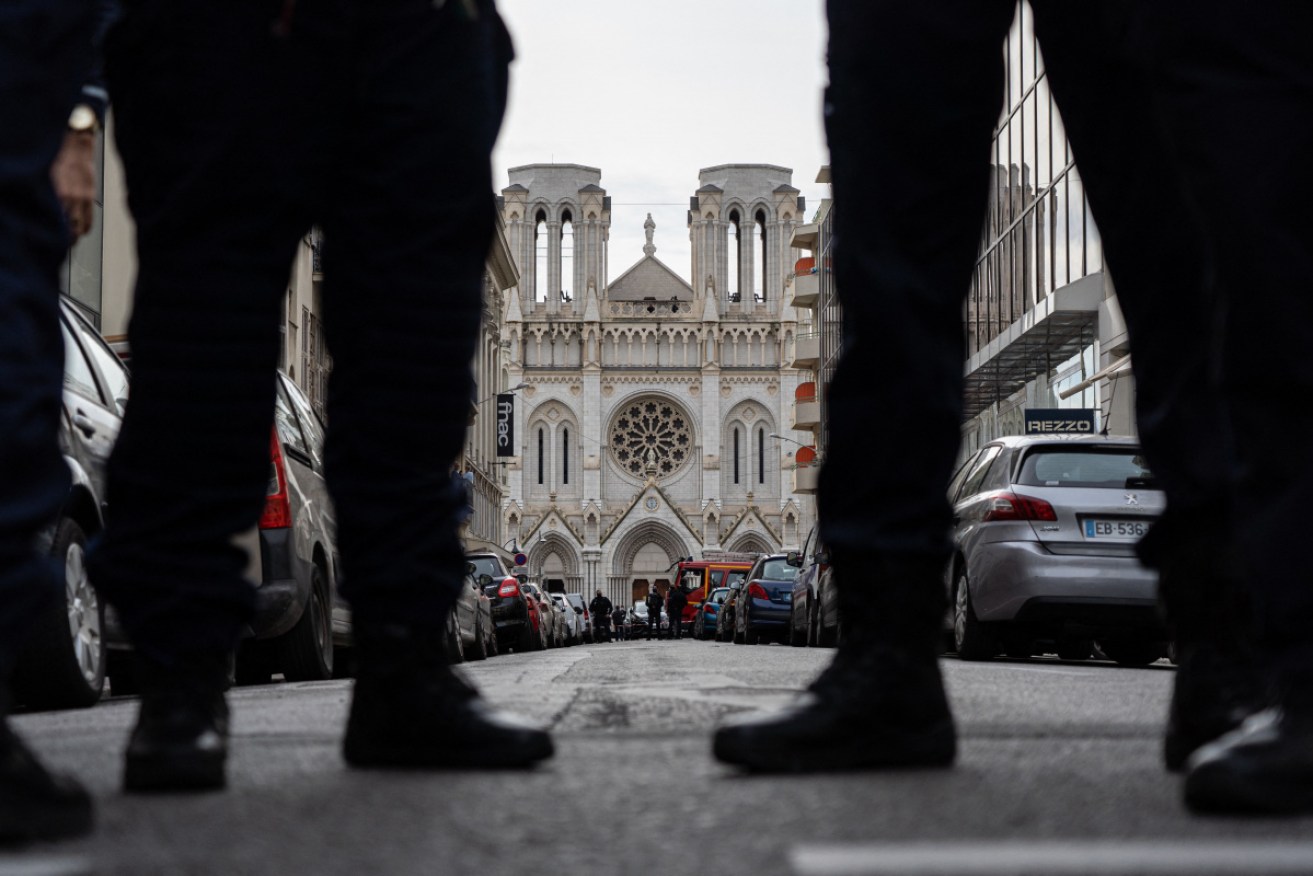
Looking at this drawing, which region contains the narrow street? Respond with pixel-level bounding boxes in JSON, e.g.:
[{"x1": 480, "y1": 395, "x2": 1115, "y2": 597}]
[{"x1": 8, "y1": 641, "x2": 1313, "y2": 875}]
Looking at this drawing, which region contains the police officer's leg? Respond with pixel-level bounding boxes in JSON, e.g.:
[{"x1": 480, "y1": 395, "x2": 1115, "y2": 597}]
[
  {"x1": 714, "y1": 0, "x2": 1014, "y2": 772},
  {"x1": 322, "y1": 0, "x2": 549, "y2": 769},
  {"x1": 90, "y1": 0, "x2": 326, "y2": 792},
  {"x1": 0, "y1": 0, "x2": 95, "y2": 841}
]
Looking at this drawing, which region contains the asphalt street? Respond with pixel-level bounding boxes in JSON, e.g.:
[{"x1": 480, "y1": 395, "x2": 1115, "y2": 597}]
[{"x1": 6, "y1": 640, "x2": 1313, "y2": 876}]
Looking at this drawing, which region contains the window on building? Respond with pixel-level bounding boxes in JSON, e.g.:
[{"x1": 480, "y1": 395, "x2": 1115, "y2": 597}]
[
  {"x1": 560, "y1": 211, "x2": 573, "y2": 303},
  {"x1": 733, "y1": 428, "x2": 741, "y2": 485},
  {"x1": 537, "y1": 427, "x2": 545, "y2": 485},
  {"x1": 728, "y1": 210, "x2": 741, "y2": 302},
  {"x1": 534, "y1": 209, "x2": 548, "y2": 303},
  {"x1": 754, "y1": 209, "x2": 768, "y2": 302},
  {"x1": 758, "y1": 428, "x2": 765, "y2": 484},
  {"x1": 562, "y1": 427, "x2": 570, "y2": 485}
]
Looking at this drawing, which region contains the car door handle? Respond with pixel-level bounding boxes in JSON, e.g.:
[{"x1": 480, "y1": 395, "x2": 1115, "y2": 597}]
[{"x1": 72, "y1": 411, "x2": 97, "y2": 437}]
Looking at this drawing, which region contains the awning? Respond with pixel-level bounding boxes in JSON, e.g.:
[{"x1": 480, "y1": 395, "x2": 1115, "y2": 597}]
[{"x1": 962, "y1": 272, "x2": 1104, "y2": 419}]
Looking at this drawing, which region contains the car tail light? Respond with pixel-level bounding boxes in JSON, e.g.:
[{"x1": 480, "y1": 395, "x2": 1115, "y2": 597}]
[
  {"x1": 983, "y1": 492, "x2": 1057, "y2": 522},
  {"x1": 497, "y1": 578, "x2": 519, "y2": 598},
  {"x1": 748, "y1": 582, "x2": 769, "y2": 600},
  {"x1": 259, "y1": 430, "x2": 292, "y2": 529}
]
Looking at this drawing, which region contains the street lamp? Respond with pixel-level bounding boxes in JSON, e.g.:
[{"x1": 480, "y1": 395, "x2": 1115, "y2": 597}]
[
  {"x1": 769, "y1": 433, "x2": 809, "y2": 450},
  {"x1": 473, "y1": 381, "x2": 530, "y2": 406}
]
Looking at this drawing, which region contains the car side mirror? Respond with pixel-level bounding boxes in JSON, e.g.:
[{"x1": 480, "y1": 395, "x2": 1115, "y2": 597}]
[
  {"x1": 785, "y1": 550, "x2": 802, "y2": 567},
  {"x1": 730, "y1": 581, "x2": 742, "y2": 591},
  {"x1": 516, "y1": 574, "x2": 528, "y2": 584},
  {"x1": 466, "y1": 562, "x2": 477, "y2": 576},
  {"x1": 477, "y1": 573, "x2": 493, "y2": 587},
  {"x1": 575, "y1": 606, "x2": 583, "y2": 614}
]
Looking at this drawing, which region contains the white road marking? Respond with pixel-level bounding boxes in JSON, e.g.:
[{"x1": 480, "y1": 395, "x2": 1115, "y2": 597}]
[
  {"x1": 791, "y1": 841, "x2": 1313, "y2": 875},
  {"x1": 0, "y1": 858, "x2": 92, "y2": 876}
]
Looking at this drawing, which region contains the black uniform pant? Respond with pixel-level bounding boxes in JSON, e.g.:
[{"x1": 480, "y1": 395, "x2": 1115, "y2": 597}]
[
  {"x1": 0, "y1": 0, "x2": 94, "y2": 671},
  {"x1": 821, "y1": 0, "x2": 1313, "y2": 682},
  {"x1": 88, "y1": 0, "x2": 513, "y2": 662}
]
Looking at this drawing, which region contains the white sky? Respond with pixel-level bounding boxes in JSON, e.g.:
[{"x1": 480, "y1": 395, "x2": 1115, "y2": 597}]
[{"x1": 491, "y1": 0, "x2": 831, "y2": 286}]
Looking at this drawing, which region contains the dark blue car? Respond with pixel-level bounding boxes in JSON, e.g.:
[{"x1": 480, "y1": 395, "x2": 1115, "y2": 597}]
[{"x1": 732, "y1": 554, "x2": 800, "y2": 645}]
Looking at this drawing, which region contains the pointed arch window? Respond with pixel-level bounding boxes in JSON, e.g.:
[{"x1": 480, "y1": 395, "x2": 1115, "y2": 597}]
[
  {"x1": 534, "y1": 209, "x2": 548, "y2": 303},
  {"x1": 754, "y1": 208, "x2": 768, "y2": 302},
  {"x1": 560, "y1": 211, "x2": 573, "y2": 303},
  {"x1": 537, "y1": 427, "x2": 545, "y2": 485},
  {"x1": 562, "y1": 427, "x2": 570, "y2": 485},
  {"x1": 728, "y1": 209, "x2": 741, "y2": 302},
  {"x1": 733, "y1": 427, "x2": 741, "y2": 485}
]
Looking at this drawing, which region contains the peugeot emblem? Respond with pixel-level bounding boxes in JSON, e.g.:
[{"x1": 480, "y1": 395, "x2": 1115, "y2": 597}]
[{"x1": 1125, "y1": 493, "x2": 1139, "y2": 506}]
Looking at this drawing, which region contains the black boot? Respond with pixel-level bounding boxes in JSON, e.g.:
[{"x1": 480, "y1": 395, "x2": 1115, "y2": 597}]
[
  {"x1": 343, "y1": 622, "x2": 553, "y2": 769},
  {"x1": 712, "y1": 554, "x2": 955, "y2": 772},
  {"x1": 1183, "y1": 684, "x2": 1313, "y2": 815},
  {"x1": 0, "y1": 689, "x2": 93, "y2": 843},
  {"x1": 1150, "y1": 533, "x2": 1269, "y2": 772},
  {"x1": 123, "y1": 652, "x2": 230, "y2": 793}
]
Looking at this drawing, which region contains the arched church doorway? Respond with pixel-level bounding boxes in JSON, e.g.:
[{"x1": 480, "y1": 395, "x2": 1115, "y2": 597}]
[{"x1": 630, "y1": 542, "x2": 670, "y2": 607}]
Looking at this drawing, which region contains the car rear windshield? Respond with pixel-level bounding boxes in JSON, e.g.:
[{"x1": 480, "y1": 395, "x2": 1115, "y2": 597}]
[
  {"x1": 1016, "y1": 448, "x2": 1152, "y2": 488},
  {"x1": 760, "y1": 559, "x2": 800, "y2": 581},
  {"x1": 469, "y1": 557, "x2": 504, "y2": 578}
]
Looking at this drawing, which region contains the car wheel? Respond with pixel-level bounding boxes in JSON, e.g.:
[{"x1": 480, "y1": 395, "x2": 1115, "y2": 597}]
[
  {"x1": 953, "y1": 569, "x2": 995, "y2": 661},
  {"x1": 1098, "y1": 638, "x2": 1162, "y2": 667},
  {"x1": 279, "y1": 564, "x2": 334, "y2": 681},
  {"x1": 1056, "y1": 638, "x2": 1093, "y2": 661},
  {"x1": 445, "y1": 612, "x2": 465, "y2": 664},
  {"x1": 468, "y1": 615, "x2": 489, "y2": 661},
  {"x1": 789, "y1": 603, "x2": 806, "y2": 647},
  {"x1": 12, "y1": 518, "x2": 105, "y2": 709},
  {"x1": 517, "y1": 621, "x2": 536, "y2": 654}
]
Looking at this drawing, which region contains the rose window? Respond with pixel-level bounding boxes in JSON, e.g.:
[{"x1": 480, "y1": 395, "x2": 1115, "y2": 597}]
[{"x1": 609, "y1": 398, "x2": 693, "y2": 477}]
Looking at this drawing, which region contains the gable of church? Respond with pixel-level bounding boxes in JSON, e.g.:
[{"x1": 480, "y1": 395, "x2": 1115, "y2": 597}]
[{"x1": 606, "y1": 256, "x2": 696, "y2": 302}]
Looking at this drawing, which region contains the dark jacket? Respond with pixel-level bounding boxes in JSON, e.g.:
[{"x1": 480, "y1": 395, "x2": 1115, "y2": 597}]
[
  {"x1": 590, "y1": 595, "x2": 613, "y2": 619},
  {"x1": 666, "y1": 586, "x2": 688, "y2": 619},
  {"x1": 645, "y1": 592, "x2": 664, "y2": 624}
]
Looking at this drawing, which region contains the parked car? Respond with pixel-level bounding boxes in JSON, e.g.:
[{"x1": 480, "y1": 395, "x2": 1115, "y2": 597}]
[
  {"x1": 731, "y1": 553, "x2": 799, "y2": 645},
  {"x1": 219, "y1": 372, "x2": 341, "y2": 686},
  {"x1": 563, "y1": 592, "x2": 592, "y2": 643},
  {"x1": 693, "y1": 586, "x2": 732, "y2": 640},
  {"x1": 716, "y1": 583, "x2": 742, "y2": 643},
  {"x1": 629, "y1": 602, "x2": 668, "y2": 638},
  {"x1": 470, "y1": 552, "x2": 543, "y2": 653},
  {"x1": 947, "y1": 435, "x2": 1166, "y2": 666},
  {"x1": 552, "y1": 593, "x2": 584, "y2": 645},
  {"x1": 523, "y1": 582, "x2": 562, "y2": 648},
  {"x1": 9, "y1": 299, "x2": 129, "y2": 709},
  {"x1": 444, "y1": 570, "x2": 496, "y2": 662}
]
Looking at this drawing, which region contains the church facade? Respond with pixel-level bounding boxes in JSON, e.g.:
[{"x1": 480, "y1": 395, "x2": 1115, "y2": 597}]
[{"x1": 498, "y1": 163, "x2": 815, "y2": 607}]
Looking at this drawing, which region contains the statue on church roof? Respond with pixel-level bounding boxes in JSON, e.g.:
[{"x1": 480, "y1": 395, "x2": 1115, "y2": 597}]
[{"x1": 643, "y1": 213, "x2": 656, "y2": 257}]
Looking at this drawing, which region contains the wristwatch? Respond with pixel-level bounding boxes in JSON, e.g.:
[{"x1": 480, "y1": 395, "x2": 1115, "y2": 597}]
[{"x1": 68, "y1": 104, "x2": 99, "y2": 135}]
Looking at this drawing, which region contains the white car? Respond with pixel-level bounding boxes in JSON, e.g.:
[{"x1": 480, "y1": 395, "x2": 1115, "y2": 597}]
[{"x1": 551, "y1": 593, "x2": 584, "y2": 645}]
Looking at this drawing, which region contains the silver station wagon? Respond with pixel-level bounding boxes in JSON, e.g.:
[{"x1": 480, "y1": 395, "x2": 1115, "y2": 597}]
[{"x1": 946, "y1": 435, "x2": 1166, "y2": 666}]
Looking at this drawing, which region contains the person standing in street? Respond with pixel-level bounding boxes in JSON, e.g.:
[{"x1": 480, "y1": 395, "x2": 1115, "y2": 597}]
[
  {"x1": 591, "y1": 589, "x2": 613, "y2": 643},
  {"x1": 645, "y1": 588, "x2": 664, "y2": 641},
  {"x1": 611, "y1": 605, "x2": 628, "y2": 642},
  {"x1": 1, "y1": 0, "x2": 114, "y2": 842},
  {"x1": 713, "y1": 0, "x2": 1313, "y2": 815},
  {"x1": 666, "y1": 583, "x2": 687, "y2": 641},
  {"x1": 86, "y1": 0, "x2": 551, "y2": 793}
]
